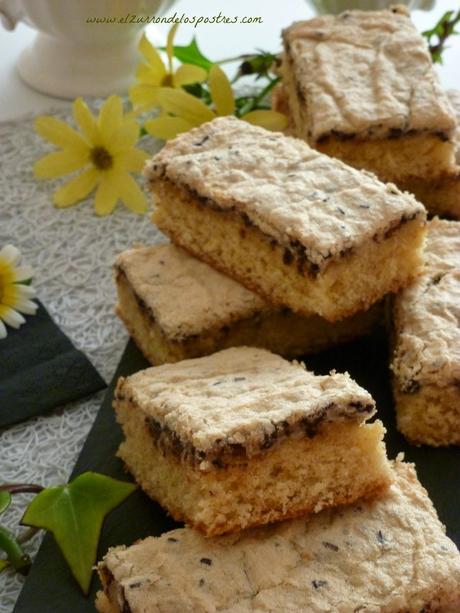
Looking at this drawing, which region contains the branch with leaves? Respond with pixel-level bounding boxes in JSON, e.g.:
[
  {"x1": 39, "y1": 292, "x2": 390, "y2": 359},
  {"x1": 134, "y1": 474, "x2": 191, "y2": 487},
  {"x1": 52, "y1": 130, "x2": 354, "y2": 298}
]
[
  {"x1": 0, "y1": 473, "x2": 136, "y2": 594},
  {"x1": 423, "y1": 9, "x2": 460, "y2": 64}
]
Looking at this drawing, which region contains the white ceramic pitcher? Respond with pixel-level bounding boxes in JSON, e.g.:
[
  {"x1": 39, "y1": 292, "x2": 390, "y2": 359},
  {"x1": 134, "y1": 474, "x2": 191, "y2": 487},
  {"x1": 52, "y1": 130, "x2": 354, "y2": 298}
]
[{"x1": 0, "y1": 0, "x2": 176, "y2": 98}]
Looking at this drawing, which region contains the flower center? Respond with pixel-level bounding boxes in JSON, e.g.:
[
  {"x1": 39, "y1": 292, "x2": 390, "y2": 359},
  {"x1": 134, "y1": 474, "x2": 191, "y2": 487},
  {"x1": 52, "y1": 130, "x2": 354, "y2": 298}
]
[
  {"x1": 90, "y1": 146, "x2": 113, "y2": 170},
  {"x1": 0, "y1": 275, "x2": 5, "y2": 303},
  {"x1": 162, "y1": 74, "x2": 173, "y2": 87}
]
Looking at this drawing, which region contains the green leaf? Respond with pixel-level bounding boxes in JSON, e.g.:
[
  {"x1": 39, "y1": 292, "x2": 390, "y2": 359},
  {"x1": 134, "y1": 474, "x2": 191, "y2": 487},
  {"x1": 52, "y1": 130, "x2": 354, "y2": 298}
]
[
  {"x1": 0, "y1": 559, "x2": 9, "y2": 573},
  {"x1": 422, "y1": 9, "x2": 460, "y2": 64},
  {"x1": 170, "y1": 37, "x2": 213, "y2": 70},
  {"x1": 0, "y1": 492, "x2": 11, "y2": 514},
  {"x1": 22, "y1": 472, "x2": 136, "y2": 594}
]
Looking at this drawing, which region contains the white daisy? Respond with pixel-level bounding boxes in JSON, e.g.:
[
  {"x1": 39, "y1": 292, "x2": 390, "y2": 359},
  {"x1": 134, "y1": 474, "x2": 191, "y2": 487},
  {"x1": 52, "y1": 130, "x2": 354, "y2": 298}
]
[{"x1": 0, "y1": 245, "x2": 38, "y2": 339}]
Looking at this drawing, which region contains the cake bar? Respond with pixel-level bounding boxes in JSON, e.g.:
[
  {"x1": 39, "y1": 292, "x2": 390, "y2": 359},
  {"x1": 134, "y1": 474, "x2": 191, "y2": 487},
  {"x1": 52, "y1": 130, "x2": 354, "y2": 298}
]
[
  {"x1": 400, "y1": 90, "x2": 460, "y2": 220},
  {"x1": 147, "y1": 116, "x2": 426, "y2": 322},
  {"x1": 114, "y1": 243, "x2": 382, "y2": 365},
  {"x1": 274, "y1": 85, "x2": 460, "y2": 220},
  {"x1": 96, "y1": 460, "x2": 460, "y2": 613},
  {"x1": 391, "y1": 219, "x2": 460, "y2": 446},
  {"x1": 114, "y1": 346, "x2": 392, "y2": 537},
  {"x1": 280, "y1": 6, "x2": 457, "y2": 184}
]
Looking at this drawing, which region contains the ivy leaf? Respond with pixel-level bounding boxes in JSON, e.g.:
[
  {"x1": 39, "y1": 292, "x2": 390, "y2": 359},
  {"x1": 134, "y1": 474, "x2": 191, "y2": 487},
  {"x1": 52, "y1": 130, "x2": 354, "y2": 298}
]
[
  {"x1": 168, "y1": 37, "x2": 213, "y2": 70},
  {"x1": 0, "y1": 491, "x2": 11, "y2": 514},
  {"x1": 21, "y1": 472, "x2": 136, "y2": 594}
]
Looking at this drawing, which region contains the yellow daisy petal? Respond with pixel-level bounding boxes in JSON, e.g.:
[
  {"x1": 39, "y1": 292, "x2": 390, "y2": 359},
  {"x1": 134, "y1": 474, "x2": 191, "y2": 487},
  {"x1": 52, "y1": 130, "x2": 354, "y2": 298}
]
[
  {"x1": 209, "y1": 65, "x2": 235, "y2": 116},
  {"x1": 110, "y1": 119, "x2": 140, "y2": 153},
  {"x1": 173, "y1": 64, "x2": 207, "y2": 87},
  {"x1": 73, "y1": 98, "x2": 99, "y2": 143},
  {"x1": 117, "y1": 148, "x2": 150, "y2": 173},
  {"x1": 157, "y1": 88, "x2": 215, "y2": 125},
  {"x1": 117, "y1": 173, "x2": 147, "y2": 214},
  {"x1": 145, "y1": 116, "x2": 195, "y2": 140},
  {"x1": 139, "y1": 33, "x2": 167, "y2": 82},
  {"x1": 129, "y1": 84, "x2": 161, "y2": 110},
  {"x1": 34, "y1": 150, "x2": 89, "y2": 179},
  {"x1": 53, "y1": 168, "x2": 99, "y2": 208},
  {"x1": 34, "y1": 116, "x2": 88, "y2": 152},
  {"x1": 94, "y1": 172, "x2": 120, "y2": 216},
  {"x1": 242, "y1": 110, "x2": 288, "y2": 132},
  {"x1": 166, "y1": 23, "x2": 179, "y2": 74},
  {"x1": 98, "y1": 95, "x2": 123, "y2": 141},
  {"x1": 135, "y1": 63, "x2": 163, "y2": 86}
]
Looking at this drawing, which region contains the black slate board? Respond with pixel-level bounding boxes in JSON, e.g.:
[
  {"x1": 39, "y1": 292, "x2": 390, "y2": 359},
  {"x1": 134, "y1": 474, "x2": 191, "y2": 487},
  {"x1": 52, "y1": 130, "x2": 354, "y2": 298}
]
[
  {"x1": 13, "y1": 335, "x2": 460, "y2": 612},
  {"x1": 0, "y1": 301, "x2": 106, "y2": 428}
]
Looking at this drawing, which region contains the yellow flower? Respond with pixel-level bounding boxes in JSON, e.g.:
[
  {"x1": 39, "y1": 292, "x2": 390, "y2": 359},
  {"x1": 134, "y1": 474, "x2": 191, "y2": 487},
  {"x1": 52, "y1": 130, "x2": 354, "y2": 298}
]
[
  {"x1": 145, "y1": 65, "x2": 288, "y2": 140},
  {"x1": 34, "y1": 96, "x2": 149, "y2": 216},
  {"x1": 0, "y1": 245, "x2": 37, "y2": 339},
  {"x1": 130, "y1": 25, "x2": 207, "y2": 111}
]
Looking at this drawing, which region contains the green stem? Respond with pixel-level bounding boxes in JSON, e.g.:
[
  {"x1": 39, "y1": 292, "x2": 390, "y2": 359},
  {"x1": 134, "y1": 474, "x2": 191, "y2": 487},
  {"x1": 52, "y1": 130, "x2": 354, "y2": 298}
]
[
  {"x1": 0, "y1": 526, "x2": 31, "y2": 575},
  {"x1": 216, "y1": 54, "x2": 253, "y2": 65},
  {"x1": 252, "y1": 76, "x2": 281, "y2": 106},
  {"x1": 0, "y1": 484, "x2": 43, "y2": 495},
  {"x1": 237, "y1": 77, "x2": 281, "y2": 116},
  {"x1": 17, "y1": 527, "x2": 40, "y2": 545}
]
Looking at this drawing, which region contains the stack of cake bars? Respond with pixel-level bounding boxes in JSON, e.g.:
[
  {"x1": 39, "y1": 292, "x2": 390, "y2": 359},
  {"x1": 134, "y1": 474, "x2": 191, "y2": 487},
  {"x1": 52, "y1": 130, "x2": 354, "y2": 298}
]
[
  {"x1": 97, "y1": 8, "x2": 460, "y2": 612},
  {"x1": 273, "y1": 5, "x2": 460, "y2": 219}
]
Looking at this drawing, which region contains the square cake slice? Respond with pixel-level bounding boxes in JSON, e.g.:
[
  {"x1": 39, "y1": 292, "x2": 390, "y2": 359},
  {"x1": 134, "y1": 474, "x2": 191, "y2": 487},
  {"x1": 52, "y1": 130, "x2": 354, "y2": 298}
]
[
  {"x1": 391, "y1": 219, "x2": 460, "y2": 446},
  {"x1": 114, "y1": 243, "x2": 382, "y2": 365},
  {"x1": 400, "y1": 90, "x2": 460, "y2": 220},
  {"x1": 280, "y1": 6, "x2": 457, "y2": 184},
  {"x1": 147, "y1": 116, "x2": 426, "y2": 322},
  {"x1": 114, "y1": 346, "x2": 392, "y2": 536},
  {"x1": 96, "y1": 460, "x2": 460, "y2": 613}
]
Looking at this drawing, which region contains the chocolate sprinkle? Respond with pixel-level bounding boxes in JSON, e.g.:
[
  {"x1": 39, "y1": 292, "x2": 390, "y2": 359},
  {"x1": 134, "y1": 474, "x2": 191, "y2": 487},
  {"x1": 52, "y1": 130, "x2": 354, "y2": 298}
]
[
  {"x1": 322, "y1": 541, "x2": 339, "y2": 552},
  {"x1": 193, "y1": 135, "x2": 210, "y2": 147},
  {"x1": 200, "y1": 557, "x2": 212, "y2": 566},
  {"x1": 377, "y1": 530, "x2": 386, "y2": 545}
]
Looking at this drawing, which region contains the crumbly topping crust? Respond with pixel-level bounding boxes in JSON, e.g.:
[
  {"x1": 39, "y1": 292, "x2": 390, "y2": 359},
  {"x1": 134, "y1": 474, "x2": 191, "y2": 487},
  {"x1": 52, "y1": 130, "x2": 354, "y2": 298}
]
[
  {"x1": 99, "y1": 461, "x2": 460, "y2": 613},
  {"x1": 115, "y1": 244, "x2": 266, "y2": 340},
  {"x1": 282, "y1": 7, "x2": 456, "y2": 143},
  {"x1": 447, "y1": 90, "x2": 460, "y2": 164},
  {"x1": 392, "y1": 219, "x2": 460, "y2": 390},
  {"x1": 115, "y1": 347, "x2": 375, "y2": 466},
  {"x1": 146, "y1": 117, "x2": 425, "y2": 272}
]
